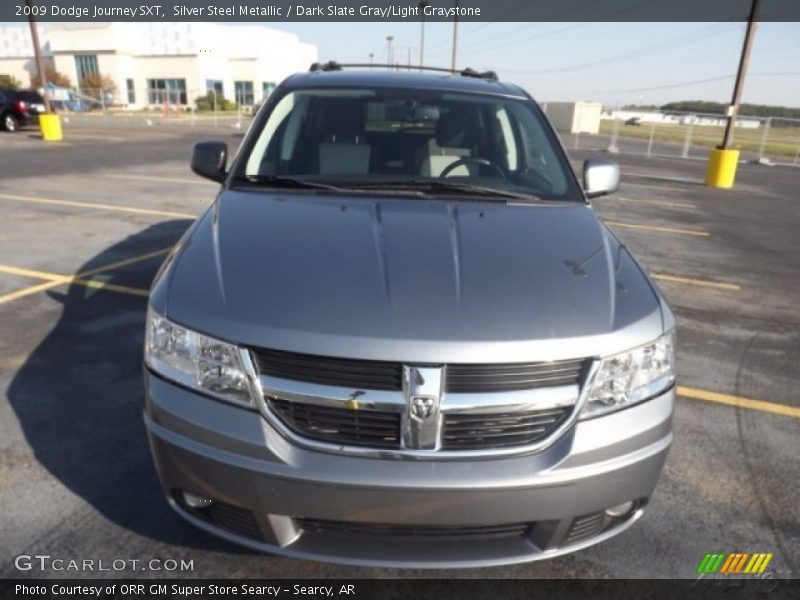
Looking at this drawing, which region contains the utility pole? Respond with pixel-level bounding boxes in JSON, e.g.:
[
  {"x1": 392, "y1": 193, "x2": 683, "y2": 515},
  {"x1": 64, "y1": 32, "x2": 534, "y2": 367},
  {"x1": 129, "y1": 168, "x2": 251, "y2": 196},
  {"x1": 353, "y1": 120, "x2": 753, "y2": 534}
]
[
  {"x1": 705, "y1": 0, "x2": 761, "y2": 188},
  {"x1": 26, "y1": 0, "x2": 51, "y2": 112},
  {"x1": 721, "y1": 0, "x2": 761, "y2": 149},
  {"x1": 369, "y1": 53, "x2": 374, "y2": 68},
  {"x1": 450, "y1": 0, "x2": 459, "y2": 71},
  {"x1": 419, "y1": 0, "x2": 429, "y2": 70}
]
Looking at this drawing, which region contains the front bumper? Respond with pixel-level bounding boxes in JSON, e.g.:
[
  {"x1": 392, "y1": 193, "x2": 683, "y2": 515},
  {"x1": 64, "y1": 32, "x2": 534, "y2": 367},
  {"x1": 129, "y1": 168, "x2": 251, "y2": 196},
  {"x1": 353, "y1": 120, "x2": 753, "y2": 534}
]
[{"x1": 144, "y1": 370, "x2": 673, "y2": 568}]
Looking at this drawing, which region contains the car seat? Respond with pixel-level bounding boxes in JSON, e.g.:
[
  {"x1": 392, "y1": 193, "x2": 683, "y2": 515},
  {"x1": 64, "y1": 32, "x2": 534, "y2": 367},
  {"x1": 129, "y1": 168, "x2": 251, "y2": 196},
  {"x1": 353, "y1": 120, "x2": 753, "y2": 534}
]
[
  {"x1": 419, "y1": 105, "x2": 483, "y2": 177},
  {"x1": 317, "y1": 98, "x2": 371, "y2": 175}
]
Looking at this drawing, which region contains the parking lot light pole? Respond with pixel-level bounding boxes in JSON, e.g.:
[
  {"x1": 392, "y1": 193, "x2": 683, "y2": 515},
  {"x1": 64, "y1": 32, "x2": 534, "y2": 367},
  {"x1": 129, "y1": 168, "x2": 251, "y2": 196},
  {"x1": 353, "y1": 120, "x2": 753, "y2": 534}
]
[
  {"x1": 705, "y1": 0, "x2": 762, "y2": 188},
  {"x1": 386, "y1": 36, "x2": 394, "y2": 67},
  {"x1": 26, "y1": 0, "x2": 62, "y2": 141},
  {"x1": 419, "y1": 0, "x2": 429, "y2": 69},
  {"x1": 451, "y1": 0, "x2": 459, "y2": 70}
]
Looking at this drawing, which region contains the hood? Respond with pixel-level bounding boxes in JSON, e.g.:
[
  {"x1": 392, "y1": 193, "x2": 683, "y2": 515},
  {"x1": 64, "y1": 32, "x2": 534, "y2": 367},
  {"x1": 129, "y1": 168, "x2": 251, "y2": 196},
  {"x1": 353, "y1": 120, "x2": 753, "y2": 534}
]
[{"x1": 163, "y1": 190, "x2": 663, "y2": 363}]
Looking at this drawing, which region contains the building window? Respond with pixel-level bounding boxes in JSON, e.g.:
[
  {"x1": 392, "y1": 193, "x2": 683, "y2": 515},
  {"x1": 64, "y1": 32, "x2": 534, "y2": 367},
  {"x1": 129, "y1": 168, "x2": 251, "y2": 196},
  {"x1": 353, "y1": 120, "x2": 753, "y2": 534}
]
[
  {"x1": 146, "y1": 78, "x2": 187, "y2": 105},
  {"x1": 74, "y1": 54, "x2": 99, "y2": 85},
  {"x1": 234, "y1": 81, "x2": 254, "y2": 106},
  {"x1": 205, "y1": 79, "x2": 223, "y2": 96},
  {"x1": 126, "y1": 79, "x2": 135, "y2": 104},
  {"x1": 262, "y1": 82, "x2": 276, "y2": 100}
]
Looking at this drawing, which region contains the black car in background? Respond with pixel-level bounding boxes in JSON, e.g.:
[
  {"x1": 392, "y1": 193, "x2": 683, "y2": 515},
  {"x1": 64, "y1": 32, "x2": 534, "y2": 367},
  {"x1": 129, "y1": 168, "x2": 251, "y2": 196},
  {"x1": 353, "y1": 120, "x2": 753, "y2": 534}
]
[{"x1": 0, "y1": 89, "x2": 46, "y2": 132}]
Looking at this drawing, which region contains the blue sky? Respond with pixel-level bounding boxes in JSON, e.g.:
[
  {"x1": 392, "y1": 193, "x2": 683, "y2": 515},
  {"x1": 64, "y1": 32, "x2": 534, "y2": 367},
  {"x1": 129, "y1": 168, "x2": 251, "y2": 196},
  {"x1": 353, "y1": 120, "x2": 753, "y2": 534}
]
[
  {"x1": 3, "y1": 21, "x2": 798, "y2": 106},
  {"x1": 273, "y1": 21, "x2": 800, "y2": 106}
]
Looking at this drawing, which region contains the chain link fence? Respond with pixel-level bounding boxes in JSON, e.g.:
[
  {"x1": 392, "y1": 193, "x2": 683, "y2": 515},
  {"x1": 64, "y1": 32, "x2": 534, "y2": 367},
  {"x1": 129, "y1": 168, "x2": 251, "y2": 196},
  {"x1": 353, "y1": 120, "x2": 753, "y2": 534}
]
[
  {"x1": 44, "y1": 90, "x2": 800, "y2": 167},
  {"x1": 545, "y1": 107, "x2": 800, "y2": 168},
  {"x1": 48, "y1": 86, "x2": 266, "y2": 131}
]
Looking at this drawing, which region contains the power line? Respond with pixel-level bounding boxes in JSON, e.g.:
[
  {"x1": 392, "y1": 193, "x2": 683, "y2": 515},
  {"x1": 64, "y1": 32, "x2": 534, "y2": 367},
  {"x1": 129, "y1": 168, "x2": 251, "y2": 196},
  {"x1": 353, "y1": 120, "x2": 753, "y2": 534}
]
[
  {"x1": 461, "y1": 0, "x2": 660, "y2": 54},
  {"x1": 546, "y1": 72, "x2": 800, "y2": 96},
  {"x1": 426, "y1": 0, "x2": 605, "y2": 54},
  {"x1": 460, "y1": 0, "x2": 607, "y2": 52},
  {"x1": 498, "y1": 22, "x2": 742, "y2": 74}
]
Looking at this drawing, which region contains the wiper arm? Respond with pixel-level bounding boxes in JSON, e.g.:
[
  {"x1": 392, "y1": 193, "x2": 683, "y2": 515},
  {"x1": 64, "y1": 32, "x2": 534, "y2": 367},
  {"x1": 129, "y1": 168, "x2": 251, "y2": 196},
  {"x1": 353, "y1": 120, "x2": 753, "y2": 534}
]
[
  {"x1": 348, "y1": 180, "x2": 541, "y2": 202},
  {"x1": 416, "y1": 180, "x2": 542, "y2": 201},
  {"x1": 237, "y1": 175, "x2": 344, "y2": 191}
]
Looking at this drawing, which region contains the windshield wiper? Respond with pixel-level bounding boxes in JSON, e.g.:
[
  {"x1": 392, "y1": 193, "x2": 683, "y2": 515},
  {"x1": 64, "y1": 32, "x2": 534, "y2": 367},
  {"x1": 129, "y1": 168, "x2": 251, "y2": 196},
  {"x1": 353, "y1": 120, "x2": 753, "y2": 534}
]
[
  {"x1": 236, "y1": 175, "x2": 344, "y2": 191},
  {"x1": 346, "y1": 180, "x2": 542, "y2": 202}
]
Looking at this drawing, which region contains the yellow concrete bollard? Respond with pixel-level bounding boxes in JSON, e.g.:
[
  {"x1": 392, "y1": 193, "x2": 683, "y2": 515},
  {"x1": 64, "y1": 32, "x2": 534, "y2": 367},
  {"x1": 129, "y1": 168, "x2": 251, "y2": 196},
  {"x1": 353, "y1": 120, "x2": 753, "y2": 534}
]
[
  {"x1": 705, "y1": 148, "x2": 739, "y2": 189},
  {"x1": 39, "y1": 113, "x2": 63, "y2": 142}
]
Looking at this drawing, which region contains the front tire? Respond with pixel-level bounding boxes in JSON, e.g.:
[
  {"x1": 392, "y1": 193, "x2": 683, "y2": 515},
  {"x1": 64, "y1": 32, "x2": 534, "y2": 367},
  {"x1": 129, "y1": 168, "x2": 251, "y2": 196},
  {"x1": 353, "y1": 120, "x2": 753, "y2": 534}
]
[{"x1": 2, "y1": 113, "x2": 19, "y2": 132}]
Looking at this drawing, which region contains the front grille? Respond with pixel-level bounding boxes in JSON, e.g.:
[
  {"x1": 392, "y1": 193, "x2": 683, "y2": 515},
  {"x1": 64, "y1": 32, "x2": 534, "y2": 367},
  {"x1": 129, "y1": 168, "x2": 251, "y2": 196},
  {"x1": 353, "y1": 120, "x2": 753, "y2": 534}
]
[
  {"x1": 442, "y1": 407, "x2": 570, "y2": 450},
  {"x1": 446, "y1": 359, "x2": 586, "y2": 392},
  {"x1": 252, "y1": 348, "x2": 403, "y2": 391},
  {"x1": 296, "y1": 518, "x2": 531, "y2": 541},
  {"x1": 251, "y1": 347, "x2": 587, "y2": 393},
  {"x1": 268, "y1": 397, "x2": 402, "y2": 449}
]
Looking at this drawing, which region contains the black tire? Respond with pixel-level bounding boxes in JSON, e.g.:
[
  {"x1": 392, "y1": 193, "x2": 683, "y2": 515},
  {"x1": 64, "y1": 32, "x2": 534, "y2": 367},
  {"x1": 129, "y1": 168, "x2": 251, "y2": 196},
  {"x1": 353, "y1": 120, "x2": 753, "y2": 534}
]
[{"x1": 1, "y1": 112, "x2": 19, "y2": 132}]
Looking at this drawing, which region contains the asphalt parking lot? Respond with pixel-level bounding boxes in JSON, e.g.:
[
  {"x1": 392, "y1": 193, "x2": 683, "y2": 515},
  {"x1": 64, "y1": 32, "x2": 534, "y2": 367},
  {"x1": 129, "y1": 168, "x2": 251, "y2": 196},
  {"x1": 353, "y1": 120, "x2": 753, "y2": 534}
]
[{"x1": 0, "y1": 120, "x2": 797, "y2": 580}]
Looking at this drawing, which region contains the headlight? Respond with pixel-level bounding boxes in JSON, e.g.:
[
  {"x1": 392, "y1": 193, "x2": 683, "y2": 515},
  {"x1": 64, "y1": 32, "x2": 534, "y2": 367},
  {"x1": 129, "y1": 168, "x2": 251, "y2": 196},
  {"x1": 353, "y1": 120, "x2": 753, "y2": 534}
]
[
  {"x1": 144, "y1": 307, "x2": 254, "y2": 407},
  {"x1": 581, "y1": 330, "x2": 675, "y2": 418}
]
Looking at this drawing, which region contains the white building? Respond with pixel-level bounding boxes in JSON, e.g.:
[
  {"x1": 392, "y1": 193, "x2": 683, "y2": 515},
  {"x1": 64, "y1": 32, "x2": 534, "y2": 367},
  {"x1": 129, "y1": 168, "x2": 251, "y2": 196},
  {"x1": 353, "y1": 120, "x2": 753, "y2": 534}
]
[
  {"x1": 542, "y1": 102, "x2": 603, "y2": 134},
  {"x1": 602, "y1": 110, "x2": 761, "y2": 129},
  {"x1": 0, "y1": 23, "x2": 317, "y2": 108}
]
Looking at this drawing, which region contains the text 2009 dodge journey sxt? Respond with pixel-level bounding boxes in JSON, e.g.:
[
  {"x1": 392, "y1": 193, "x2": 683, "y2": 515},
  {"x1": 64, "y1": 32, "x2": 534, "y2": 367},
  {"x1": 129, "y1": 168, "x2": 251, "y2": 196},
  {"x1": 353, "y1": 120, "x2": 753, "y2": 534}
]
[{"x1": 144, "y1": 63, "x2": 675, "y2": 568}]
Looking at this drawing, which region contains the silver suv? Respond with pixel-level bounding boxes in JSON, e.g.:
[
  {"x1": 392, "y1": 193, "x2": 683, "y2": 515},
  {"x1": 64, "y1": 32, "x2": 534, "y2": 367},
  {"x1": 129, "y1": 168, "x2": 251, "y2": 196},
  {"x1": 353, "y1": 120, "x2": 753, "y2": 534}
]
[{"x1": 144, "y1": 64, "x2": 675, "y2": 568}]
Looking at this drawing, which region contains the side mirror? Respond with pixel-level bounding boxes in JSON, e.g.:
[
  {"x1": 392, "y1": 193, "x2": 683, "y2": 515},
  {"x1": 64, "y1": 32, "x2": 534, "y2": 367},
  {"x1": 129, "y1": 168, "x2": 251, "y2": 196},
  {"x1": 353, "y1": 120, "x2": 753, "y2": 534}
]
[
  {"x1": 583, "y1": 158, "x2": 620, "y2": 198},
  {"x1": 191, "y1": 141, "x2": 228, "y2": 183}
]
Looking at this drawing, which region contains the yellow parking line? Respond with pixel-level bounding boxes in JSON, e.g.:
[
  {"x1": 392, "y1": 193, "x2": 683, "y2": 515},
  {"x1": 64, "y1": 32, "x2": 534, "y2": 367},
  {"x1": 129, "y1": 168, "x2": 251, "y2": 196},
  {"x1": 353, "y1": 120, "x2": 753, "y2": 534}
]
[
  {"x1": 651, "y1": 273, "x2": 741, "y2": 291},
  {"x1": 72, "y1": 278, "x2": 150, "y2": 297},
  {"x1": 0, "y1": 279, "x2": 69, "y2": 304},
  {"x1": 606, "y1": 220, "x2": 710, "y2": 237},
  {"x1": 609, "y1": 196, "x2": 696, "y2": 210},
  {"x1": 0, "y1": 192, "x2": 197, "y2": 219},
  {"x1": 0, "y1": 264, "x2": 68, "y2": 282},
  {"x1": 0, "y1": 248, "x2": 169, "y2": 305},
  {"x1": 678, "y1": 386, "x2": 800, "y2": 419},
  {"x1": 77, "y1": 248, "x2": 171, "y2": 277},
  {"x1": 104, "y1": 173, "x2": 214, "y2": 186},
  {"x1": 621, "y1": 181, "x2": 699, "y2": 193}
]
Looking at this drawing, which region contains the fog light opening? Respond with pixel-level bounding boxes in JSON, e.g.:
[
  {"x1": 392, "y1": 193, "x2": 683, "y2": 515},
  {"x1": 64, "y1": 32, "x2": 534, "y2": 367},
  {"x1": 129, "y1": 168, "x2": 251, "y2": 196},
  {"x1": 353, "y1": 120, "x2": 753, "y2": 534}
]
[
  {"x1": 183, "y1": 491, "x2": 214, "y2": 509},
  {"x1": 605, "y1": 501, "x2": 635, "y2": 519}
]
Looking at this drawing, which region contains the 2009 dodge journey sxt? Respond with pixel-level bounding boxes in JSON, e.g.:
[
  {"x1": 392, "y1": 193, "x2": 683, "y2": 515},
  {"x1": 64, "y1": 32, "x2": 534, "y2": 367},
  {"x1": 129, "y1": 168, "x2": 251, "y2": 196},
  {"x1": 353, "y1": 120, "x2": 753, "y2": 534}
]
[{"x1": 143, "y1": 63, "x2": 675, "y2": 568}]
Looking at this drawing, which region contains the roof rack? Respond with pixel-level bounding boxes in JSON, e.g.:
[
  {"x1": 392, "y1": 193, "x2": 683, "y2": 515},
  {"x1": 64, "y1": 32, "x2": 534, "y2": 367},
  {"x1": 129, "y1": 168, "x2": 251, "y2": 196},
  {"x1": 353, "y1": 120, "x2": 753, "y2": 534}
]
[{"x1": 308, "y1": 61, "x2": 498, "y2": 82}]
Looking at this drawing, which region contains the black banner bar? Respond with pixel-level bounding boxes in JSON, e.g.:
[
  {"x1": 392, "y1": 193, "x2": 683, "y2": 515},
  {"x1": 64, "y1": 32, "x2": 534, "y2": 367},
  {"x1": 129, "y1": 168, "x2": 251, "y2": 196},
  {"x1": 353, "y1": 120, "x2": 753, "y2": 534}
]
[
  {"x1": 3, "y1": 578, "x2": 799, "y2": 600},
  {"x1": 3, "y1": 0, "x2": 800, "y2": 22}
]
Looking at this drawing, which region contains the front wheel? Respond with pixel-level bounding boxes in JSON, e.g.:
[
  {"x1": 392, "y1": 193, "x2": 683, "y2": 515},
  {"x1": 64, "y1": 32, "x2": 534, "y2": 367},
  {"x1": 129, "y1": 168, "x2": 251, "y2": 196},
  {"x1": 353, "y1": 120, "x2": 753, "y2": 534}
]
[{"x1": 1, "y1": 113, "x2": 19, "y2": 132}]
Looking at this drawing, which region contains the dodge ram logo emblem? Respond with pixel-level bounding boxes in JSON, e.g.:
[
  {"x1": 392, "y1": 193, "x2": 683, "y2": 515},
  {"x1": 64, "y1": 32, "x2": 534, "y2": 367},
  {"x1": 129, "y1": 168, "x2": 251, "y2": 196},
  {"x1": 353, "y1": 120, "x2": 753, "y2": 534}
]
[
  {"x1": 410, "y1": 396, "x2": 436, "y2": 420},
  {"x1": 402, "y1": 366, "x2": 444, "y2": 450}
]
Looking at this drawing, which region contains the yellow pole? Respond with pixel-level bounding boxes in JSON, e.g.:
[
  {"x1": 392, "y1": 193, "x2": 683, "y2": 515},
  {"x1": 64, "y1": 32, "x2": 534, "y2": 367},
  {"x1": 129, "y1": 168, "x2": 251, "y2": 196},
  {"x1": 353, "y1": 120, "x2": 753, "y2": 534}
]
[
  {"x1": 705, "y1": 0, "x2": 760, "y2": 188},
  {"x1": 26, "y1": 0, "x2": 62, "y2": 141}
]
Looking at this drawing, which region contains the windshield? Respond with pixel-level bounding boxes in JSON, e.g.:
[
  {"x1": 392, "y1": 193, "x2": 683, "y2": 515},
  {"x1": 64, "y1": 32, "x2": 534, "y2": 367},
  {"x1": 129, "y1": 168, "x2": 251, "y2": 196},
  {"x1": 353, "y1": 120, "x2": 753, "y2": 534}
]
[{"x1": 239, "y1": 86, "x2": 582, "y2": 201}]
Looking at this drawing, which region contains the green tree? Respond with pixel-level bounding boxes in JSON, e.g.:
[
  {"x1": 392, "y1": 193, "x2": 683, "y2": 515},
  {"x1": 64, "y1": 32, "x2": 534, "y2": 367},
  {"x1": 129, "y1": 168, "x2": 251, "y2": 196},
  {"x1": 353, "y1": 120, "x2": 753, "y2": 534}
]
[
  {"x1": 194, "y1": 91, "x2": 237, "y2": 112},
  {"x1": 31, "y1": 66, "x2": 71, "y2": 88},
  {"x1": 0, "y1": 74, "x2": 22, "y2": 89},
  {"x1": 80, "y1": 73, "x2": 117, "y2": 102}
]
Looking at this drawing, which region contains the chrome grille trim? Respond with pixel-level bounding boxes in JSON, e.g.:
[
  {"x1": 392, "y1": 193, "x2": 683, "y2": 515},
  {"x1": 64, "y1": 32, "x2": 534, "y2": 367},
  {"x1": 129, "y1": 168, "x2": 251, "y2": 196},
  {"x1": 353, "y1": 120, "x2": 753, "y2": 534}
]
[
  {"x1": 243, "y1": 348, "x2": 598, "y2": 460},
  {"x1": 249, "y1": 346, "x2": 588, "y2": 394}
]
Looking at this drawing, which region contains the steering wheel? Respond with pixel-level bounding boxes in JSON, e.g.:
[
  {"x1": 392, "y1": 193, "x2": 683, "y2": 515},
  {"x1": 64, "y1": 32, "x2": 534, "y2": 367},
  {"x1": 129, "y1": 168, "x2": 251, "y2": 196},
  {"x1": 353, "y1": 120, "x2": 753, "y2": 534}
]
[{"x1": 439, "y1": 157, "x2": 506, "y2": 179}]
